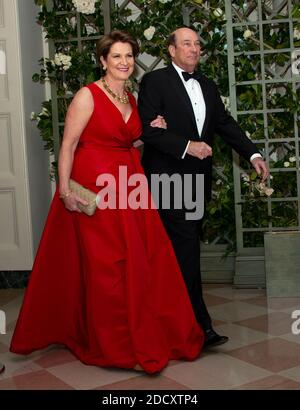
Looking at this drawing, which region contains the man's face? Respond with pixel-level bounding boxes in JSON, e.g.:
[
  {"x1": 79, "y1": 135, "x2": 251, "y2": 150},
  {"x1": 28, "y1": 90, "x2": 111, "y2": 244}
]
[{"x1": 169, "y1": 28, "x2": 201, "y2": 72}]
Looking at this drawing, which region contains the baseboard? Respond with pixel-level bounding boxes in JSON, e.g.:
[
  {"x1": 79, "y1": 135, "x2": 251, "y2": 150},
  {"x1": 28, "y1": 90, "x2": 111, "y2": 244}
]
[{"x1": 0, "y1": 271, "x2": 30, "y2": 288}]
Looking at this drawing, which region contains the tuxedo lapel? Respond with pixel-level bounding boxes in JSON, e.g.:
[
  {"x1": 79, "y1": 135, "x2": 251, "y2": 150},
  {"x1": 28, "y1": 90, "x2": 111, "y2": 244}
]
[
  {"x1": 166, "y1": 65, "x2": 198, "y2": 131},
  {"x1": 197, "y1": 75, "x2": 212, "y2": 139}
]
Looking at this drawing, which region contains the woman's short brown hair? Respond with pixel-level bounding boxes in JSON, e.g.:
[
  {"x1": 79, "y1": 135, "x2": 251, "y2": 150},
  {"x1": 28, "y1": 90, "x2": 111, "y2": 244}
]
[{"x1": 96, "y1": 30, "x2": 139, "y2": 65}]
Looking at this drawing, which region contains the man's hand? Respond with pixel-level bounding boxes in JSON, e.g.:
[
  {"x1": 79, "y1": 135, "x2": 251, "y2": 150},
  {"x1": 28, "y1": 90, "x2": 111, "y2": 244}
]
[
  {"x1": 150, "y1": 115, "x2": 167, "y2": 129},
  {"x1": 251, "y1": 157, "x2": 269, "y2": 182},
  {"x1": 187, "y1": 141, "x2": 212, "y2": 160}
]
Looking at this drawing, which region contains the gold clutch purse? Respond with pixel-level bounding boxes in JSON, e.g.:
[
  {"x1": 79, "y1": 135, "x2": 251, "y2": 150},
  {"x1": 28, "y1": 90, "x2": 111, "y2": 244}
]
[{"x1": 69, "y1": 179, "x2": 97, "y2": 216}]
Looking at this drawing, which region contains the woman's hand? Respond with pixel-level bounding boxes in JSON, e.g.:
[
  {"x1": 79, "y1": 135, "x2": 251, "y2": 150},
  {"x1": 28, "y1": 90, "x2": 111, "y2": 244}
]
[
  {"x1": 150, "y1": 115, "x2": 167, "y2": 129},
  {"x1": 61, "y1": 192, "x2": 88, "y2": 213}
]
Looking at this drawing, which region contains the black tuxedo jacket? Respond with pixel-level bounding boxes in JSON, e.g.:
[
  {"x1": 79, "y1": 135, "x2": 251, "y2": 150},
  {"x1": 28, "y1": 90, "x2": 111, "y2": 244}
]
[{"x1": 138, "y1": 64, "x2": 259, "y2": 199}]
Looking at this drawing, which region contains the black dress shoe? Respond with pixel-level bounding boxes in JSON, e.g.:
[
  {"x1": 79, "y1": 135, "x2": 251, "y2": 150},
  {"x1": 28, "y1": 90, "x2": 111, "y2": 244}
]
[
  {"x1": 0, "y1": 362, "x2": 5, "y2": 374},
  {"x1": 204, "y1": 329, "x2": 229, "y2": 348}
]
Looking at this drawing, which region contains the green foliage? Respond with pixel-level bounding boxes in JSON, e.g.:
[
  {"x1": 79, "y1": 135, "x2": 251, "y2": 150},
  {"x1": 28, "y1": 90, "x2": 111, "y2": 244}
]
[{"x1": 31, "y1": 100, "x2": 53, "y2": 152}]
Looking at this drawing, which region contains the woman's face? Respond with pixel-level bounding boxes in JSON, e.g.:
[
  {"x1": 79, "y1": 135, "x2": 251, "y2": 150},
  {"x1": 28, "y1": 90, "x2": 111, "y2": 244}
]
[{"x1": 101, "y1": 41, "x2": 135, "y2": 81}]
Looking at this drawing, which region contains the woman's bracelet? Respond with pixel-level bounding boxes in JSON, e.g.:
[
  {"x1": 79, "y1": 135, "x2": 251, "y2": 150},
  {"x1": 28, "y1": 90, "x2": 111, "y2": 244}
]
[{"x1": 59, "y1": 190, "x2": 72, "y2": 199}]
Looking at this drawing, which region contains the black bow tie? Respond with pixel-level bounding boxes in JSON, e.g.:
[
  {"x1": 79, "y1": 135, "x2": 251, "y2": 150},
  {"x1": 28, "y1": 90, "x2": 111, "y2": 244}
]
[{"x1": 182, "y1": 71, "x2": 200, "y2": 82}]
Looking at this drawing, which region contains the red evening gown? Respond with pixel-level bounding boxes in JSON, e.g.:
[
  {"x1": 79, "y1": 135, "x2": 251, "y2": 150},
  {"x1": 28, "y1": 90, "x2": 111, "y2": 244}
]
[{"x1": 10, "y1": 83, "x2": 204, "y2": 374}]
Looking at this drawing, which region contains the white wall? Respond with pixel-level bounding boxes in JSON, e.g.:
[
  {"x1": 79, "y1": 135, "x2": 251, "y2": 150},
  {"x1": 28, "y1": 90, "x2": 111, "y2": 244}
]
[{"x1": 17, "y1": 0, "x2": 51, "y2": 256}]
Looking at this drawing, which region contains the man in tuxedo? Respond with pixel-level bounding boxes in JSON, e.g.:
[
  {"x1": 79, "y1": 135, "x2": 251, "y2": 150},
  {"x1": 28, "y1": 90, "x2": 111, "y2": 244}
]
[{"x1": 138, "y1": 27, "x2": 268, "y2": 348}]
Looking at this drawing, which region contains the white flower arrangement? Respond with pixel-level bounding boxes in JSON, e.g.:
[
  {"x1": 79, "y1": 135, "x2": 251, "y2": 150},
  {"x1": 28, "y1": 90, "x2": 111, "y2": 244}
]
[
  {"x1": 294, "y1": 28, "x2": 300, "y2": 40},
  {"x1": 85, "y1": 23, "x2": 98, "y2": 35},
  {"x1": 284, "y1": 161, "x2": 290, "y2": 167},
  {"x1": 68, "y1": 16, "x2": 77, "y2": 30},
  {"x1": 242, "y1": 173, "x2": 250, "y2": 183},
  {"x1": 213, "y1": 8, "x2": 223, "y2": 18},
  {"x1": 53, "y1": 53, "x2": 72, "y2": 71},
  {"x1": 291, "y1": 50, "x2": 300, "y2": 75},
  {"x1": 211, "y1": 190, "x2": 220, "y2": 199},
  {"x1": 243, "y1": 29, "x2": 253, "y2": 39},
  {"x1": 72, "y1": 0, "x2": 96, "y2": 15},
  {"x1": 221, "y1": 95, "x2": 230, "y2": 111},
  {"x1": 41, "y1": 107, "x2": 50, "y2": 116},
  {"x1": 289, "y1": 156, "x2": 296, "y2": 163},
  {"x1": 144, "y1": 26, "x2": 156, "y2": 41},
  {"x1": 30, "y1": 107, "x2": 50, "y2": 123}
]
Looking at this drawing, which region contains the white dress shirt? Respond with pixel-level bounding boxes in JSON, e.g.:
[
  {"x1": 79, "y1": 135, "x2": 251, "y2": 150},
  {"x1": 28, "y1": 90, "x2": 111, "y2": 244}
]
[{"x1": 172, "y1": 62, "x2": 261, "y2": 162}]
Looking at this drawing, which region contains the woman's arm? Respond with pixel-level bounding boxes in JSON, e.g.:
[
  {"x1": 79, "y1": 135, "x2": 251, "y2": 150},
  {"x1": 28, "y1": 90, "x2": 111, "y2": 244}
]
[{"x1": 58, "y1": 87, "x2": 93, "y2": 211}]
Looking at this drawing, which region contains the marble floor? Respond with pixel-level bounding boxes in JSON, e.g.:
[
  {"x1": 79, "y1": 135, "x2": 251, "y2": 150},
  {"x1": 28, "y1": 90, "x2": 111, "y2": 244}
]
[{"x1": 1, "y1": 285, "x2": 300, "y2": 390}]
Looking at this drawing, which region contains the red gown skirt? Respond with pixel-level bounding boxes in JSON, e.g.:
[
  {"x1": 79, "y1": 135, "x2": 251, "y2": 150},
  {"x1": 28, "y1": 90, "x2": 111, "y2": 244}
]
[{"x1": 10, "y1": 83, "x2": 204, "y2": 374}]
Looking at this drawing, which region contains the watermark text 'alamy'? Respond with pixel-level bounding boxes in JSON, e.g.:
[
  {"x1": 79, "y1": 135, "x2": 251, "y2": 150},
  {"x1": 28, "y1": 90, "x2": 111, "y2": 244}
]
[{"x1": 95, "y1": 166, "x2": 204, "y2": 221}]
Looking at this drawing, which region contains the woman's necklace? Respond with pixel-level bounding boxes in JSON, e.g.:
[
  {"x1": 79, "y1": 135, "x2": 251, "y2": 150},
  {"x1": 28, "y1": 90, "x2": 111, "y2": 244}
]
[{"x1": 101, "y1": 77, "x2": 129, "y2": 104}]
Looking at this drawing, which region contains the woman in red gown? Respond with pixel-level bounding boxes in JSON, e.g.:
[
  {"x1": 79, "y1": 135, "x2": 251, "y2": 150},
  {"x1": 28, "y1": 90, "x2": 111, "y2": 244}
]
[{"x1": 10, "y1": 31, "x2": 204, "y2": 374}]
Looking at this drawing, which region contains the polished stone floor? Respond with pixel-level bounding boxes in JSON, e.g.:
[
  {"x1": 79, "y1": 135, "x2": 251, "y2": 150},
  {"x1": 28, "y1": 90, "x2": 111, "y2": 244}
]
[{"x1": 1, "y1": 285, "x2": 300, "y2": 390}]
